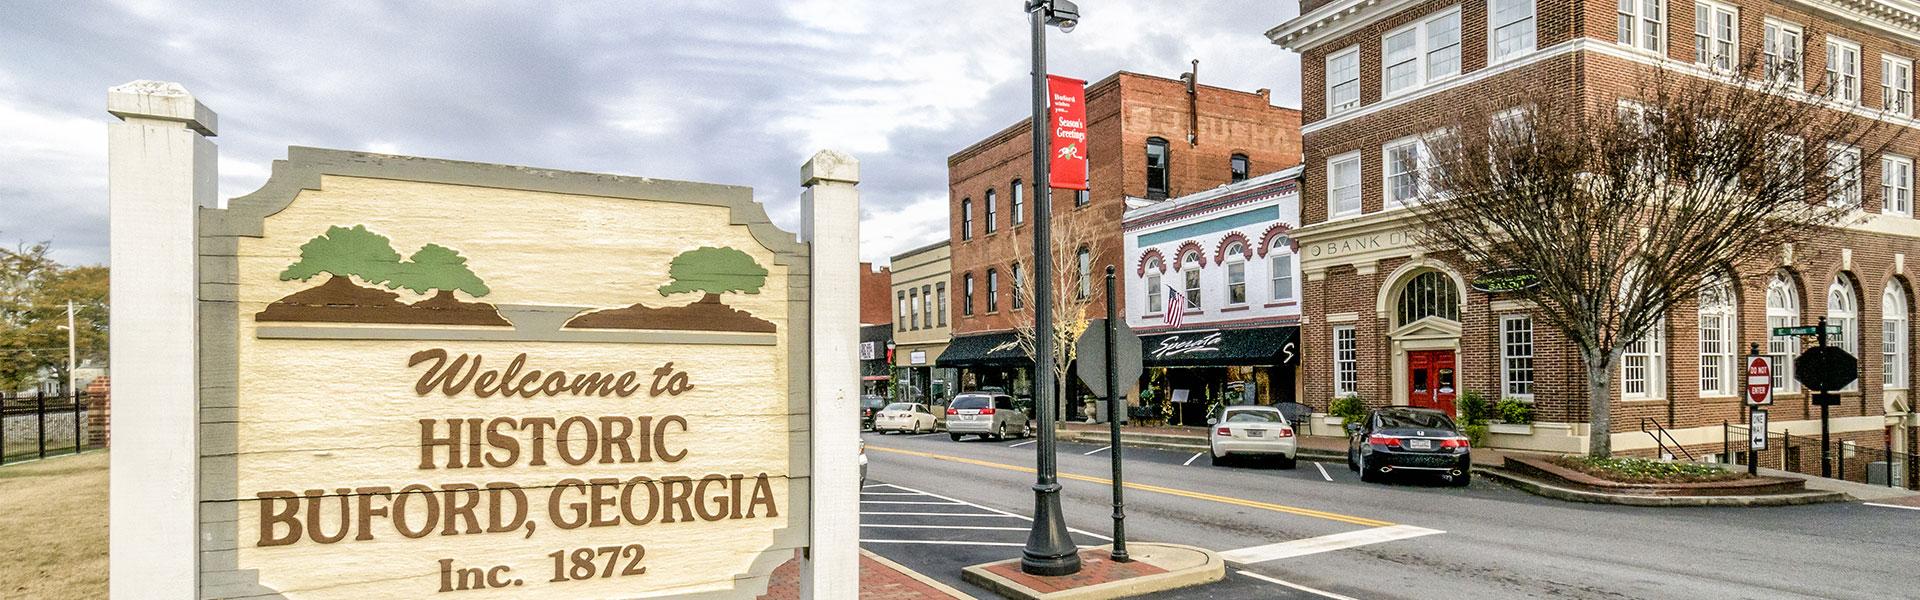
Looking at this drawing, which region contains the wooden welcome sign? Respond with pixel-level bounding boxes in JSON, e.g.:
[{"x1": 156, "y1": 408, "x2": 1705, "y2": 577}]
[{"x1": 191, "y1": 148, "x2": 814, "y2": 598}]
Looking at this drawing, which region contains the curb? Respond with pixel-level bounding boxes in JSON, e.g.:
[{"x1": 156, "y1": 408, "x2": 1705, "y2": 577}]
[
  {"x1": 961, "y1": 543, "x2": 1225, "y2": 600},
  {"x1": 861, "y1": 549, "x2": 978, "y2": 599},
  {"x1": 1476, "y1": 467, "x2": 1850, "y2": 507}
]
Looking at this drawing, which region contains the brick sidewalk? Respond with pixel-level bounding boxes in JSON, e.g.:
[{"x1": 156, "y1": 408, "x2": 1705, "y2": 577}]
[{"x1": 758, "y1": 550, "x2": 968, "y2": 599}]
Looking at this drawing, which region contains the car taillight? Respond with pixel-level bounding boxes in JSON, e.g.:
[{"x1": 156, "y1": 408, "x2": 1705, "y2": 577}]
[
  {"x1": 1368, "y1": 434, "x2": 1401, "y2": 447},
  {"x1": 1278, "y1": 428, "x2": 1294, "y2": 438},
  {"x1": 1440, "y1": 438, "x2": 1470, "y2": 448},
  {"x1": 1215, "y1": 427, "x2": 1231, "y2": 436},
  {"x1": 946, "y1": 408, "x2": 957, "y2": 415},
  {"x1": 980, "y1": 407, "x2": 995, "y2": 415}
]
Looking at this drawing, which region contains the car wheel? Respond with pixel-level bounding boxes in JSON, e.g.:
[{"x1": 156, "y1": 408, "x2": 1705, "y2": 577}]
[
  {"x1": 1277, "y1": 455, "x2": 1298, "y2": 470},
  {"x1": 1358, "y1": 454, "x2": 1381, "y2": 483},
  {"x1": 1347, "y1": 448, "x2": 1359, "y2": 472},
  {"x1": 949, "y1": 433, "x2": 962, "y2": 442},
  {"x1": 1448, "y1": 471, "x2": 1472, "y2": 487},
  {"x1": 1210, "y1": 452, "x2": 1224, "y2": 466},
  {"x1": 993, "y1": 423, "x2": 1007, "y2": 441}
]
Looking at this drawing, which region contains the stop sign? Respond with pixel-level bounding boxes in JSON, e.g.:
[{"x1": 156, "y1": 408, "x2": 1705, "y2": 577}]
[
  {"x1": 1746, "y1": 356, "x2": 1772, "y2": 406},
  {"x1": 1794, "y1": 346, "x2": 1859, "y2": 393}
]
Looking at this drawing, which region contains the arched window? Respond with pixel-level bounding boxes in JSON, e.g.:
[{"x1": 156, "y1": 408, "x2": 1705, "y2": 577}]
[
  {"x1": 1766, "y1": 273, "x2": 1800, "y2": 391},
  {"x1": 1181, "y1": 251, "x2": 1203, "y2": 310},
  {"x1": 1146, "y1": 137, "x2": 1170, "y2": 198},
  {"x1": 1224, "y1": 242, "x2": 1247, "y2": 305},
  {"x1": 1145, "y1": 258, "x2": 1164, "y2": 313},
  {"x1": 1698, "y1": 274, "x2": 1738, "y2": 396},
  {"x1": 961, "y1": 198, "x2": 973, "y2": 241},
  {"x1": 1885, "y1": 282, "x2": 1909, "y2": 389},
  {"x1": 985, "y1": 189, "x2": 999, "y2": 233},
  {"x1": 1395, "y1": 270, "x2": 1460, "y2": 326},
  {"x1": 1621, "y1": 265, "x2": 1665, "y2": 400},
  {"x1": 1269, "y1": 236, "x2": 1295, "y2": 302},
  {"x1": 1231, "y1": 153, "x2": 1250, "y2": 182},
  {"x1": 1830, "y1": 273, "x2": 1860, "y2": 355}
]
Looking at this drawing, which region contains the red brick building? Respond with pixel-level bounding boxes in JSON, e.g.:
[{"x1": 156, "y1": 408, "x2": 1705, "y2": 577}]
[
  {"x1": 936, "y1": 70, "x2": 1302, "y2": 402},
  {"x1": 860, "y1": 262, "x2": 892, "y2": 326},
  {"x1": 1273, "y1": 0, "x2": 1920, "y2": 483}
]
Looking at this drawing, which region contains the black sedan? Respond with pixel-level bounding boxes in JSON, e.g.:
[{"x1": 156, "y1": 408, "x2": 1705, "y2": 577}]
[
  {"x1": 1346, "y1": 407, "x2": 1472, "y2": 486},
  {"x1": 860, "y1": 395, "x2": 888, "y2": 431}
]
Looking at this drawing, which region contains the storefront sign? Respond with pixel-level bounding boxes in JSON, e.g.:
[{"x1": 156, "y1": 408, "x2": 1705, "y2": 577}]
[
  {"x1": 987, "y1": 338, "x2": 1023, "y2": 356},
  {"x1": 195, "y1": 149, "x2": 810, "y2": 598},
  {"x1": 1149, "y1": 332, "x2": 1224, "y2": 359},
  {"x1": 860, "y1": 341, "x2": 878, "y2": 360},
  {"x1": 1469, "y1": 269, "x2": 1540, "y2": 293},
  {"x1": 1302, "y1": 229, "x2": 1418, "y2": 260},
  {"x1": 1047, "y1": 74, "x2": 1089, "y2": 191},
  {"x1": 910, "y1": 350, "x2": 927, "y2": 365}
]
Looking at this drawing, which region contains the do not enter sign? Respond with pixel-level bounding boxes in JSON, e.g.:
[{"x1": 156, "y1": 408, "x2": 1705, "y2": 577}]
[{"x1": 1746, "y1": 356, "x2": 1773, "y2": 406}]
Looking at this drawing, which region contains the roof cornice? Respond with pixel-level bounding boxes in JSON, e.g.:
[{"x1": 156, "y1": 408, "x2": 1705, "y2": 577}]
[{"x1": 1267, "y1": 0, "x2": 1404, "y2": 51}]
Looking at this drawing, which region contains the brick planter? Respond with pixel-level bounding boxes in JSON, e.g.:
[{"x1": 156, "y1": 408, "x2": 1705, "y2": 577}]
[{"x1": 1503, "y1": 456, "x2": 1805, "y2": 497}]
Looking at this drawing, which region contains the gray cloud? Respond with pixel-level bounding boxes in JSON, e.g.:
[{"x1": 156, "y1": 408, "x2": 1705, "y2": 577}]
[{"x1": 0, "y1": 0, "x2": 1299, "y2": 266}]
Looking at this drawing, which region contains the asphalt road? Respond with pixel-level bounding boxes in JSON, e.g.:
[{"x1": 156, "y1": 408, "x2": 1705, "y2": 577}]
[{"x1": 859, "y1": 430, "x2": 1920, "y2": 600}]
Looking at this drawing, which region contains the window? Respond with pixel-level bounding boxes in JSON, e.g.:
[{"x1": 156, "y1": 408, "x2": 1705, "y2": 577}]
[
  {"x1": 1011, "y1": 262, "x2": 1025, "y2": 310},
  {"x1": 963, "y1": 273, "x2": 975, "y2": 316},
  {"x1": 936, "y1": 283, "x2": 947, "y2": 326},
  {"x1": 1698, "y1": 275, "x2": 1738, "y2": 396},
  {"x1": 1326, "y1": 47, "x2": 1361, "y2": 114},
  {"x1": 1384, "y1": 137, "x2": 1424, "y2": 206},
  {"x1": 1622, "y1": 320, "x2": 1667, "y2": 399},
  {"x1": 1270, "y1": 237, "x2": 1295, "y2": 302},
  {"x1": 1884, "y1": 56, "x2": 1913, "y2": 115},
  {"x1": 897, "y1": 291, "x2": 907, "y2": 331},
  {"x1": 1886, "y1": 283, "x2": 1909, "y2": 389},
  {"x1": 1329, "y1": 152, "x2": 1362, "y2": 217},
  {"x1": 1074, "y1": 189, "x2": 1090, "y2": 207},
  {"x1": 1076, "y1": 248, "x2": 1092, "y2": 300},
  {"x1": 1146, "y1": 270, "x2": 1164, "y2": 313},
  {"x1": 1501, "y1": 315, "x2": 1535, "y2": 398},
  {"x1": 1334, "y1": 326, "x2": 1359, "y2": 396},
  {"x1": 1764, "y1": 20, "x2": 1803, "y2": 87},
  {"x1": 1490, "y1": 0, "x2": 1537, "y2": 62},
  {"x1": 1396, "y1": 270, "x2": 1460, "y2": 326},
  {"x1": 1884, "y1": 155, "x2": 1913, "y2": 216},
  {"x1": 1692, "y1": 1, "x2": 1737, "y2": 71},
  {"x1": 1009, "y1": 180, "x2": 1025, "y2": 225},
  {"x1": 1146, "y1": 138, "x2": 1170, "y2": 199},
  {"x1": 1225, "y1": 244, "x2": 1247, "y2": 305},
  {"x1": 1181, "y1": 251, "x2": 1203, "y2": 310},
  {"x1": 909, "y1": 288, "x2": 920, "y2": 330},
  {"x1": 1381, "y1": 8, "x2": 1462, "y2": 97},
  {"x1": 922, "y1": 285, "x2": 933, "y2": 329},
  {"x1": 1231, "y1": 154, "x2": 1250, "y2": 182},
  {"x1": 985, "y1": 188, "x2": 998, "y2": 233},
  {"x1": 961, "y1": 198, "x2": 973, "y2": 240},
  {"x1": 1829, "y1": 144, "x2": 1862, "y2": 208},
  {"x1": 1618, "y1": 0, "x2": 1666, "y2": 53},
  {"x1": 1766, "y1": 273, "x2": 1800, "y2": 392},
  {"x1": 1827, "y1": 37, "x2": 1861, "y2": 104},
  {"x1": 1830, "y1": 274, "x2": 1860, "y2": 390},
  {"x1": 986, "y1": 269, "x2": 999, "y2": 313}
]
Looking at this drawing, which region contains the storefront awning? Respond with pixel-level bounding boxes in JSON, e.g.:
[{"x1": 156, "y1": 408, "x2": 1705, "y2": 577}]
[
  {"x1": 935, "y1": 332, "x2": 1032, "y2": 368},
  {"x1": 1141, "y1": 326, "x2": 1299, "y2": 368}
]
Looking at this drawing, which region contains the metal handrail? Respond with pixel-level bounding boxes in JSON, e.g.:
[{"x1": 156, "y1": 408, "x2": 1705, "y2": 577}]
[{"x1": 1640, "y1": 417, "x2": 1695, "y2": 462}]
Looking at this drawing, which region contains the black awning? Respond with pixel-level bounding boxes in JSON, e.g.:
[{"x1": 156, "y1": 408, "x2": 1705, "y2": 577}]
[
  {"x1": 1141, "y1": 326, "x2": 1299, "y2": 368},
  {"x1": 936, "y1": 332, "x2": 1033, "y2": 368}
]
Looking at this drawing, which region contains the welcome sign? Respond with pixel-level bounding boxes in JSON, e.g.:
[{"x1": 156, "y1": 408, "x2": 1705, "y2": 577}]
[{"x1": 196, "y1": 148, "x2": 811, "y2": 598}]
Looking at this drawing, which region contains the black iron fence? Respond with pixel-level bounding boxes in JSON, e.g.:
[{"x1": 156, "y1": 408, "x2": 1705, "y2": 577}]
[
  {"x1": 0, "y1": 392, "x2": 99, "y2": 465},
  {"x1": 1725, "y1": 421, "x2": 1917, "y2": 490}
]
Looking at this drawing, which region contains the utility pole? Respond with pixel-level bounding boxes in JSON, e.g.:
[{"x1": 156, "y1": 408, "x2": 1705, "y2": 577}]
[{"x1": 66, "y1": 300, "x2": 77, "y2": 397}]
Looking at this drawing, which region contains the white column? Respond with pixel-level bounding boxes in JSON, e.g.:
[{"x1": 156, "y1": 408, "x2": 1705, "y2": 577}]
[
  {"x1": 800, "y1": 150, "x2": 860, "y2": 600},
  {"x1": 107, "y1": 80, "x2": 216, "y2": 600}
]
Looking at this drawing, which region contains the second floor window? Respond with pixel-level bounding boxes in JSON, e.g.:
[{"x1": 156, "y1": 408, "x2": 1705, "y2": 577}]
[
  {"x1": 961, "y1": 199, "x2": 973, "y2": 240},
  {"x1": 964, "y1": 274, "x2": 975, "y2": 316},
  {"x1": 1181, "y1": 251, "x2": 1203, "y2": 310},
  {"x1": 1692, "y1": 1, "x2": 1737, "y2": 71},
  {"x1": 1828, "y1": 144, "x2": 1861, "y2": 208},
  {"x1": 985, "y1": 189, "x2": 998, "y2": 233},
  {"x1": 1076, "y1": 248, "x2": 1093, "y2": 300},
  {"x1": 1225, "y1": 253, "x2": 1246, "y2": 305},
  {"x1": 1884, "y1": 56, "x2": 1913, "y2": 115},
  {"x1": 922, "y1": 285, "x2": 933, "y2": 329},
  {"x1": 1490, "y1": 0, "x2": 1537, "y2": 62},
  {"x1": 909, "y1": 289, "x2": 920, "y2": 330},
  {"x1": 1884, "y1": 154, "x2": 1912, "y2": 216},
  {"x1": 1075, "y1": 189, "x2": 1090, "y2": 207},
  {"x1": 1764, "y1": 20, "x2": 1803, "y2": 88},
  {"x1": 1329, "y1": 153, "x2": 1362, "y2": 218},
  {"x1": 1011, "y1": 180, "x2": 1025, "y2": 224},
  {"x1": 1327, "y1": 47, "x2": 1360, "y2": 114},
  {"x1": 936, "y1": 283, "x2": 948, "y2": 325},
  {"x1": 1146, "y1": 271, "x2": 1164, "y2": 313},
  {"x1": 1382, "y1": 8, "x2": 1461, "y2": 97},
  {"x1": 1270, "y1": 244, "x2": 1295, "y2": 302},
  {"x1": 1011, "y1": 262, "x2": 1025, "y2": 310},
  {"x1": 1384, "y1": 138, "x2": 1424, "y2": 207},
  {"x1": 1146, "y1": 138, "x2": 1170, "y2": 198},
  {"x1": 1828, "y1": 37, "x2": 1861, "y2": 104},
  {"x1": 897, "y1": 291, "x2": 907, "y2": 331},
  {"x1": 1231, "y1": 154, "x2": 1250, "y2": 182},
  {"x1": 1618, "y1": 0, "x2": 1666, "y2": 53},
  {"x1": 986, "y1": 269, "x2": 999, "y2": 313}
]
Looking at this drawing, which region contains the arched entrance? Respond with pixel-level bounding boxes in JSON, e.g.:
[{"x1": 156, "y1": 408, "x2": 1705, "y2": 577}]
[{"x1": 1379, "y1": 263, "x2": 1466, "y2": 416}]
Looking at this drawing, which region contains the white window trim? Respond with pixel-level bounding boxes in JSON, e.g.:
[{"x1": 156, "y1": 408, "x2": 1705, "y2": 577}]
[
  {"x1": 1883, "y1": 154, "x2": 1913, "y2": 217},
  {"x1": 1225, "y1": 257, "x2": 1247, "y2": 306},
  {"x1": 1884, "y1": 55, "x2": 1914, "y2": 117},
  {"x1": 1766, "y1": 275, "x2": 1800, "y2": 393},
  {"x1": 1500, "y1": 314, "x2": 1535, "y2": 399},
  {"x1": 1333, "y1": 325, "x2": 1359, "y2": 396},
  {"x1": 1621, "y1": 321, "x2": 1668, "y2": 400},
  {"x1": 1146, "y1": 273, "x2": 1163, "y2": 314},
  {"x1": 1692, "y1": 0, "x2": 1739, "y2": 72},
  {"x1": 1382, "y1": 136, "x2": 1427, "y2": 208},
  {"x1": 1326, "y1": 45, "x2": 1362, "y2": 115},
  {"x1": 1885, "y1": 284, "x2": 1910, "y2": 390},
  {"x1": 1828, "y1": 143, "x2": 1863, "y2": 208},
  {"x1": 1764, "y1": 19, "x2": 1804, "y2": 89},
  {"x1": 1381, "y1": 7, "x2": 1464, "y2": 99},
  {"x1": 1487, "y1": 0, "x2": 1538, "y2": 65},
  {"x1": 1828, "y1": 36, "x2": 1863, "y2": 106},
  {"x1": 1270, "y1": 248, "x2": 1296, "y2": 302},
  {"x1": 1829, "y1": 275, "x2": 1861, "y2": 391},
  {"x1": 1617, "y1": 0, "x2": 1667, "y2": 55},
  {"x1": 1328, "y1": 151, "x2": 1363, "y2": 219},
  {"x1": 1697, "y1": 281, "x2": 1738, "y2": 397}
]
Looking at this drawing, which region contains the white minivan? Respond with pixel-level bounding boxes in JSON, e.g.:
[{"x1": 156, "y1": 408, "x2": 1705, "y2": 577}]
[{"x1": 946, "y1": 393, "x2": 1031, "y2": 441}]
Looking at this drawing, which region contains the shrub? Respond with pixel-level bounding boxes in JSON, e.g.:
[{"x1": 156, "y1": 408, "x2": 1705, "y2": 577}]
[
  {"x1": 1461, "y1": 424, "x2": 1490, "y2": 447},
  {"x1": 1496, "y1": 397, "x2": 1533, "y2": 424},
  {"x1": 1456, "y1": 390, "x2": 1492, "y2": 426},
  {"x1": 1329, "y1": 394, "x2": 1367, "y2": 423}
]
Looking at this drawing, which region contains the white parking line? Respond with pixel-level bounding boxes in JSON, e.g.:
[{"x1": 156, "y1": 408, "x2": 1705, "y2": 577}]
[
  {"x1": 1864, "y1": 502, "x2": 1920, "y2": 512},
  {"x1": 859, "y1": 524, "x2": 1031, "y2": 532},
  {"x1": 1314, "y1": 462, "x2": 1332, "y2": 482},
  {"x1": 1236, "y1": 570, "x2": 1360, "y2": 600},
  {"x1": 860, "y1": 492, "x2": 924, "y2": 496},
  {"x1": 1082, "y1": 445, "x2": 1111, "y2": 456},
  {"x1": 880, "y1": 482, "x2": 1114, "y2": 542},
  {"x1": 1220, "y1": 524, "x2": 1444, "y2": 564},
  {"x1": 1008, "y1": 440, "x2": 1037, "y2": 448},
  {"x1": 1184, "y1": 452, "x2": 1205, "y2": 466},
  {"x1": 859, "y1": 500, "x2": 963, "y2": 505},
  {"x1": 860, "y1": 539, "x2": 1028, "y2": 547},
  {"x1": 860, "y1": 511, "x2": 1024, "y2": 518}
]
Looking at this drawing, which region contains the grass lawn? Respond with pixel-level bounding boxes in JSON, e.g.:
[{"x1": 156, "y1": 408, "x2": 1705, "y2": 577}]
[{"x1": 0, "y1": 451, "x2": 107, "y2": 599}]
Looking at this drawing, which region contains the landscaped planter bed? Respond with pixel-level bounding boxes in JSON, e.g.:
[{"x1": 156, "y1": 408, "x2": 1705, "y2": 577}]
[{"x1": 1502, "y1": 456, "x2": 1807, "y2": 497}]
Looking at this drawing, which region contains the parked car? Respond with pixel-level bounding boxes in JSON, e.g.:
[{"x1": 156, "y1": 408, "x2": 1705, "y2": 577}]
[
  {"x1": 1346, "y1": 407, "x2": 1472, "y2": 486},
  {"x1": 860, "y1": 395, "x2": 888, "y2": 430},
  {"x1": 874, "y1": 402, "x2": 940, "y2": 434},
  {"x1": 1207, "y1": 405, "x2": 1297, "y2": 468},
  {"x1": 946, "y1": 392, "x2": 1031, "y2": 441}
]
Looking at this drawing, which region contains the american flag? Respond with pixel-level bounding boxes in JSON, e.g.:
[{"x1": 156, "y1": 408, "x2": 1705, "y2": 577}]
[{"x1": 1164, "y1": 285, "x2": 1187, "y2": 328}]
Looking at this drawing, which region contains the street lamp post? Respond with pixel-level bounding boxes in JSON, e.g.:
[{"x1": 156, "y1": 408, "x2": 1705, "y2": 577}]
[{"x1": 1022, "y1": 0, "x2": 1082, "y2": 577}]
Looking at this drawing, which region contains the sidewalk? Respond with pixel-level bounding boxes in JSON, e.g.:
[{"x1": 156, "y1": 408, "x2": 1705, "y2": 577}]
[
  {"x1": 759, "y1": 549, "x2": 974, "y2": 599},
  {"x1": 1056, "y1": 421, "x2": 1514, "y2": 467}
]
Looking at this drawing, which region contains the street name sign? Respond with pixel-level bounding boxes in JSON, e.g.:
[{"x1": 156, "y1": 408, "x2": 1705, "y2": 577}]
[
  {"x1": 1746, "y1": 356, "x2": 1773, "y2": 406},
  {"x1": 1772, "y1": 325, "x2": 1843, "y2": 336},
  {"x1": 1750, "y1": 410, "x2": 1769, "y2": 450}
]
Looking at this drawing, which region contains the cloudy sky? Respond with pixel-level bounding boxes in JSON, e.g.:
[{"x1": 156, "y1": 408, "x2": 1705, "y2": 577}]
[{"x1": 1, "y1": 0, "x2": 1300, "y2": 267}]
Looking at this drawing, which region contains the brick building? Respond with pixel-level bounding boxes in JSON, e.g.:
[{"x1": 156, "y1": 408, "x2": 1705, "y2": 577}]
[
  {"x1": 1272, "y1": 0, "x2": 1920, "y2": 482},
  {"x1": 937, "y1": 69, "x2": 1303, "y2": 410},
  {"x1": 860, "y1": 263, "x2": 892, "y2": 396}
]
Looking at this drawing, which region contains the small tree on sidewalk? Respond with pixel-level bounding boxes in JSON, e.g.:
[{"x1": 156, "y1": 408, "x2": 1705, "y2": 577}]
[
  {"x1": 1008, "y1": 213, "x2": 1102, "y2": 420},
  {"x1": 1414, "y1": 62, "x2": 1895, "y2": 457}
]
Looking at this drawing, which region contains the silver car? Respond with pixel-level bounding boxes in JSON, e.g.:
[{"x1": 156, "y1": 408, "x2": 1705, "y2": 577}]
[
  {"x1": 1208, "y1": 405, "x2": 1298, "y2": 468},
  {"x1": 946, "y1": 393, "x2": 1030, "y2": 441}
]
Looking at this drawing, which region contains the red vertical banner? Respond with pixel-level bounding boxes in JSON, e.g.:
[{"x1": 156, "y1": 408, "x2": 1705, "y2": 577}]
[{"x1": 1047, "y1": 75, "x2": 1089, "y2": 191}]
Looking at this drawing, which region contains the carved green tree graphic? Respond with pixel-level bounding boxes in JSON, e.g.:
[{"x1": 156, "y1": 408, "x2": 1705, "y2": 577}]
[
  {"x1": 658, "y1": 246, "x2": 767, "y2": 297},
  {"x1": 388, "y1": 243, "x2": 491, "y2": 300},
  {"x1": 279, "y1": 224, "x2": 403, "y2": 284}
]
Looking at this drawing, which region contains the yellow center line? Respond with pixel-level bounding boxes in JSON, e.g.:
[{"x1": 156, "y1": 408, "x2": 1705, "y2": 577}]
[{"x1": 868, "y1": 445, "x2": 1396, "y2": 528}]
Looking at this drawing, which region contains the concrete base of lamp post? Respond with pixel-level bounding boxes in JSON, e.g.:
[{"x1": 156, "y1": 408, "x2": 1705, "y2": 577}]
[{"x1": 962, "y1": 543, "x2": 1224, "y2": 600}]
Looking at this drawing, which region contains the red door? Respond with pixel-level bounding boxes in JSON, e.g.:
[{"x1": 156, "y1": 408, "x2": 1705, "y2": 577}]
[{"x1": 1407, "y1": 350, "x2": 1458, "y2": 416}]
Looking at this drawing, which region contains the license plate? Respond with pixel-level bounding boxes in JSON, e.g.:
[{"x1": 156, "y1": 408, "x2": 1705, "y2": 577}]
[
  {"x1": 1246, "y1": 430, "x2": 1264, "y2": 438},
  {"x1": 1408, "y1": 439, "x2": 1433, "y2": 450}
]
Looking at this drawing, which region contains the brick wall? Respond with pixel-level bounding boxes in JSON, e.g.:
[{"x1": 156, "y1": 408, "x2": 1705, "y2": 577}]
[
  {"x1": 85, "y1": 375, "x2": 109, "y2": 448},
  {"x1": 861, "y1": 262, "x2": 891, "y2": 326}
]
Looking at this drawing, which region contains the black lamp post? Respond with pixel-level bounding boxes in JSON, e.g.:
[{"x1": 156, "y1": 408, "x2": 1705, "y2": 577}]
[{"x1": 1021, "y1": 0, "x2": 1082, "y2": 577}]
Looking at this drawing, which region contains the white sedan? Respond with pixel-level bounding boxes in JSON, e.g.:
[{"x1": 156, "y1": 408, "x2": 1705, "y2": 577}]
[
  {"x1": 1208, "y1": 405, "x2": 1298, "y2": 468},
  {"x1": 873, "y1": 402, "x2": 939, "y2": 434}
]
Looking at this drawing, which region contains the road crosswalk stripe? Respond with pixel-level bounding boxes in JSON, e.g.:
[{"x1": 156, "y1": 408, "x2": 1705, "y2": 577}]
[
  {"x1": 1236, "y1": 570, "x2": 1361, "y2": 600},
  {"x1": 1219, "y1": 524, "x2": 1444, "y2": 564}
]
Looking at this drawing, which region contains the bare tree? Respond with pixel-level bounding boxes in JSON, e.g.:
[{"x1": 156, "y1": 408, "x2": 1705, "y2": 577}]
[
  {"x1": 1415, "y1": 61, "x2": 1895, "y2": 457},
  {"x1": 1007, "y1": 213, "x2": 1102, "y2": 420}
]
